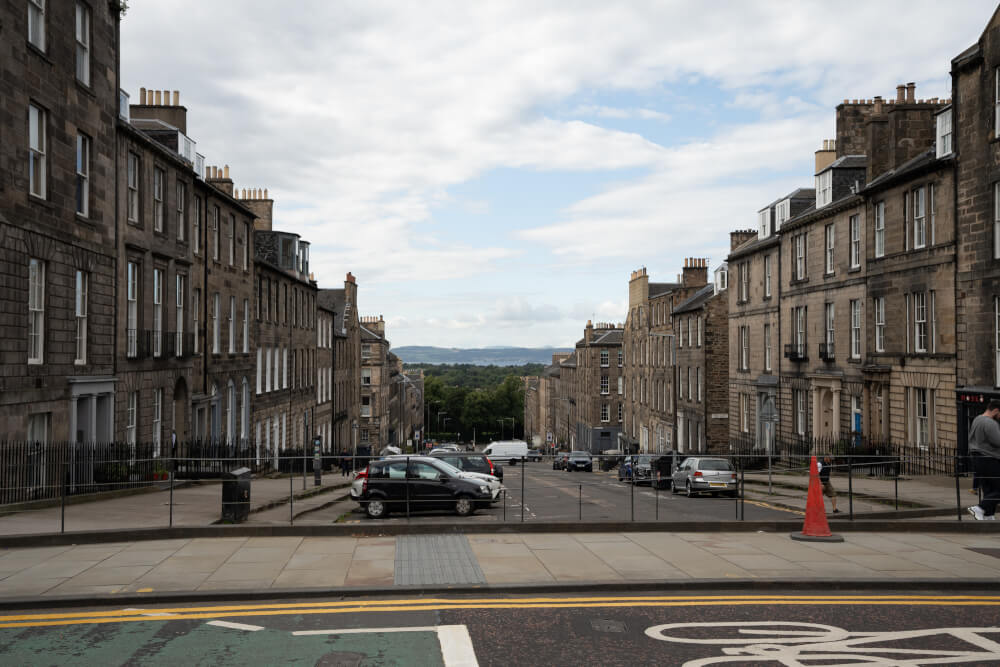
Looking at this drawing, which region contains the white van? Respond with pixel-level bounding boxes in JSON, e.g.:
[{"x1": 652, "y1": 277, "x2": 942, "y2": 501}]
[{"x1": 482, "y1": 440, "x2": 529, "y2": 465}]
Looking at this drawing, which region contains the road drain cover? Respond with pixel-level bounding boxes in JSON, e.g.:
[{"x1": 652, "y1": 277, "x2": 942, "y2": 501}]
[{"x1": 591, "y1": 619, "x2": 626, "y2": 633}]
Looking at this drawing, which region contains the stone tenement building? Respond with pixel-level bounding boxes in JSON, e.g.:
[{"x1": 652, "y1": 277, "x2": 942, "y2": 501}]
[
  {"x1": 252, "y1": 200, "x2": 317, "y2": 461},
  {"x1": 319, "y1": 273, "x2": 362, "y2": 456},
  {"x1": 316, "y1": 302, "x2": 336, "y2": 453},
  {"x1": 115, "y1": 89, "x2": 204, "y2": 451},
  {"x1": 573, "y1": 321, "x2": 624, "y2": 453},
  {"x1": 728, "y1": 84, "x2": 955, "y2": 451},
  {"x1": 728, "y1": 191, "x2": 812, "y2": 452},
  {"x1": 673, "y1": 266, "x2": 729, "y2": 454},
  {"x1": 359, "y1": 316, "x2": 391, "y2": 453},
  {"x1": 0, "y1": 1, "x2": 120, "y2": 444}
]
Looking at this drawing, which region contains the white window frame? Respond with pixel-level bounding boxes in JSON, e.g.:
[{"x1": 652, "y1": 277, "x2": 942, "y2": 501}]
[
  {"x1": 849, "y1": 214, "x2": 860, "y2": 268},
  {"x1": 76, "y1": 133, "x2": 89, "y2": 216},
  {"x1": 764, "y1": 323, "x2": 771, "y2": 372},
  {"x1": 27, "y1": 258, "x2": 45, "y2": 364},
  {"x1": 914, "y1": 292, "x2": 927, "y2": 353},
  {"x1": 936, "y1": 108, "x2": 952, "y2": 158},
  {"x1": 283, "y1": 347, "x2": 288, "y2": 389},
  {"x1": 28, "y1": 0, "x2": 45, "y2": 51},
  {"x1": 361, "y1": 396, "x2": 371, "y2": 418},
  {"x1": 825, "y1": 303, "x2": 835, "y2": 347},
  {"x1": 228, "y1": 213, "x2": 235, "y2": 266},
  {"x1": 739, "y1": 262, "x2": 749, "y2": 301},
  {"x1": 242, "y1": 298, "x2": 249, "y2": 353},
  {"x1": 796, "y1": 389, "x2": 807, "y2": 436},
  {"x1": 29, "y1": 104, "x2": 46, "y2": 198},
  {"x1": 795, "y1": 306, "x2": 806, "y2": 356},
  {"x1": 193, "y1": 195, "x2": 201, "y2": 255},
  {"x1": 176, "y1": 182, "x2": 186, "y2": 241},
  {"x1": 153, "y1": 167, "x2": 164, "y2": 233},
  {"x1": 850, "y1": 299, "x2": 861, "y2": 359},
  {"x1": 175, "y1": 274, "x2": 184, "y2": 357},
  {"x1": 930, "y1": 290, "x2": 937, "y2": 354},
  {"x1": 775, "y1": 199, "x2": 790, "y2": 229},
  {"x1": 212, "y1": 292, "x2": 220, "y2": 354},
  {"x1": 816, "y1": 170, "x2": 832, "y2": 208},
  {"x1": 875, "y1": 296, "x2": 885, "y2": 353},
  {"x1": 915, "y1": 387, "x2": 930, "y2": 448},
  {"x1": 994, "y1": 183, "x2": 1000, "y2": 260},
  {"x1": 126, "y1": 261, "x2": 138, "y2": 358},
  {"x1": 825, "y1": 223, "x2": 835, "y2": 274},
  {"x1": 617, "y1": 349, "x2": 623, "y2": 367},
  {"x1": 228, "y1": 296, "x2": 236, "y2": 354},
  {"x1": 764, "y1": 254, "x2": 771, "y2": 297},
  {"x1": 740, "y1": 325, "x2": 749, "y2": 371},
  {"x1": 697, "y1": 367, "x2": 702, "y2": 402},
  {"x1": 75, "y1": 3, "x2": 91, "y2": 84},
  {"x1": 361, "y1": 368, "x2": 372, "y2": 386},
  {"x1": 618, "y1": 376, "x2": 623, "y2": 395},
  {"x1": 795, "y1": 234, "x2": 806, "y2": 280},
  {"x1": 127, "y1": 390, "x2": 137, "y2": 446},
  {"x1": 600, "y1": 349, "x2": 609, "y2": 367},
  {"x1": 600, "y1": 375, "x2": 609, "y2": 395},
  {"x1": 758, "y1": 208, "x2": 770, "y2": 238},
  {"x1": 600, "y1": 403, "x2": 609, "y2": 423},
  {"x1": 266, "y1": 346, "x2": 273, "y2": 393},
  {"x1": 211, "y1": 206, "x2": 219, "y2": 261},
  {"x1": 912, "y1": 186, "x2": 926, "y2": 249},
  {"x1": 242, "y1": 222, "x2": 250, "y2": 271},
  {"x1": 874, "y1": 201, "x2": 885, "y2": 258},
  {"x1": 192, "y1": 288, "x2": 200, "y2": 355},
  {"x1": 256, "y1": 348, "x2": 263, "y2": 394},
  {"x1": 152, "y1": 268, "x2": 163, "y2": 357},
  {"x1": 152, "y1": 387, "x2": 162, "y2": 457},
  {"x1": 74, "y1": 270, "x2": 87, "y2": 364},
  {"x1": 127, "y1": 152, "x2": 139, "y2": 222}
]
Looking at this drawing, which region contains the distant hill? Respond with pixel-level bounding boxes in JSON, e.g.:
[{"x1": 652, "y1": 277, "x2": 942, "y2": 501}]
[{"x1": 394, "y1": 346, "x2": 572, "y2": 366}]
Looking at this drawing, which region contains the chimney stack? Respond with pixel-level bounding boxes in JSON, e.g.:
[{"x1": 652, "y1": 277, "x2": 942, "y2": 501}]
[
  {"x1": 239, "y1": 185, "x2": 275, "y2": 231},
  {"x1": 129, "y1": 86, "x2": 188, "y2": 133},
  {"x1": 906, "y1": 82, "x2": 916, "y2": 103},
  {"x1": 730, "y1": 229, "x2": 757, "y2": 251},
  {"x1": 815, "y1": 138, "x2": 837, "y2": 173},
  {"x1": 207, "y1": 164, "x2": 235, "y2": 197},
  {"x1": 682, "y1": 257, "x2": 708, "y2": 288}
]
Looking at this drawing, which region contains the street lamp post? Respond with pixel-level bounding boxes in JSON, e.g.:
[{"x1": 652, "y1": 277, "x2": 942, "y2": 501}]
[{"x1": 442, "y1": 416, "x2": 452, "y2": 440}]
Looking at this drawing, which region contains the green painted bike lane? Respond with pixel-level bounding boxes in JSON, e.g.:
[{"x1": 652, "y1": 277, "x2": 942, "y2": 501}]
[{"x1": 0, "y1": 619, "x2": 446, "y2": 666}]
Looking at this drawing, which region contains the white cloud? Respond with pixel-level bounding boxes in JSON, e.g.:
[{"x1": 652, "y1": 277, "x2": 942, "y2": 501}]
[{"x1": 119, "y1": 1, "x2": 988, "y2": 347}]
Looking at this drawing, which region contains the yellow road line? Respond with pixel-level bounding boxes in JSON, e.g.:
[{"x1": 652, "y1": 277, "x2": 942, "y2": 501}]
[
  {"x1": 3, "y1": 594, "x2": 999, "y2": 623},
  {"x1": 1, "y1": 596, "x2": 999, "y2": 629}
]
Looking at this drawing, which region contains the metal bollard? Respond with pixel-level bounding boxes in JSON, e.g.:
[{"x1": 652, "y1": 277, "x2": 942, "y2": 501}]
[
  {"x1": 895, "y1": 475, "x2": 899, "y2": 511},
  {"x1": 579, "y1": 484, "x2": 582, "y2": 521},
  {"x1": 169, "y1": 468, "x2": 174, "y2": 528},
  {"x1": 406, "y1": 456, "x2": 411, "y2": 520},
  {"x1": 61, "y1": 463, "x2": 67, "y2": 534},
  {"x1": 956, "y1": 456, "x2": 963, "y2": 521},
  {"x1": 630, "y1": 475, "x2": 634, "y2": 522},
  {"x1": 740, "y1": 466, "x2": 745, "y2": 521},
  {"x1": 502, "y1": 488, "x2": 506, "y2": 522},
  {"x1": 289, "y1": 473, "x2": 294, "y2": 525},
  {"x1": 655, "y1": 483, "x2": 659, "y2": 521},
  {"x1": 848, "y1": 460, "x2": 854, "y2": 521},
  {"x1": 520, "y1": 456, "x2": 525, "y2": 523}
]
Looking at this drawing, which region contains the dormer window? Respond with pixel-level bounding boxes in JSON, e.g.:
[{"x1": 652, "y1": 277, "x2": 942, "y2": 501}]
[
  {"x1": 936, "y1": 108, "x2": 952, "y2": 158},
  {"x1": 775, "y1": 199, "x2": 791, "y2": 229},
  {"x1": 816, "y1": 171, "x2": 833, "y2": 208},
  {"x1": 758, "y1": 208, "x2": 771, "y2": 239}
]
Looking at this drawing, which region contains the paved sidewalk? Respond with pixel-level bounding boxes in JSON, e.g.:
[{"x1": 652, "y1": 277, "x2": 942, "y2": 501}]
[
  {"x1": 0, "y1": 530, "x2": 998, "y2": 600},
  {"x1": 0, "y1": 475, "x2": 350, "y2": 536},
  {"x1": 743, "y1": 471, "x2": 969, "y2": 517}
]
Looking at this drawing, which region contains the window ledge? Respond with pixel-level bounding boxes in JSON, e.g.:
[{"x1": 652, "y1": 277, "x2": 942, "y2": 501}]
[{"x1": 75, "y1": 80, "x2": 96, "y2": 99}]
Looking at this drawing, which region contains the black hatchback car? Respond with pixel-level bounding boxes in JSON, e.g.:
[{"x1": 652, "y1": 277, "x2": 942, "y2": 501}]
[
  {"x1": 430, "y1": 452, "x2": 503, "y2": 482},
  {"x1": 361, "y1": 456, "x2": 493, "y2": 519}
]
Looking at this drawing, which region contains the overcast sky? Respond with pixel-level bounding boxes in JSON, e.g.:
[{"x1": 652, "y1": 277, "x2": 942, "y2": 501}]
[{"x1": 121, "y1": 1, "x2": 990, "y2": 349}]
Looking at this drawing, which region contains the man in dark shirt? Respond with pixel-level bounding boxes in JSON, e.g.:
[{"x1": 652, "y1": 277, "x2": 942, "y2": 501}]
[
  {"x1": 818, "y1": 455, "x2": 839, "y2": 514},
  {"x1": 968, "y1": 400, "x2": 1000, "y2": 520}
]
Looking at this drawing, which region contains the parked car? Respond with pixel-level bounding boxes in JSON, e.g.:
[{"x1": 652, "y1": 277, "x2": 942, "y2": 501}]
[
  {"x1": 350, "y1": 467, "x2": 369, "y2": 505},
  {"x1": 552, "y1": 452, "x2": 568, "y2": 470},
  {"x1": 566, "y1": 450, "x2": 593, "y2": 472},
  {"x1": 618, "y1": 455, "x2": 655, "y2": 484},
  {"x1": 429, "y1": 451, "x2": 504, "y2": 483},
  {"x1": 482, "y1": 440, "x2": 529, "y2": 465},
  {"x1": 361, "y1": 456, "x2": 494, "y2": 518},
  {"x1": 671, "y1": 457, "x2": 738, "y2": 497},
  {"x1": 526, "y1": 449, "x2": 542, "y2": 462}
]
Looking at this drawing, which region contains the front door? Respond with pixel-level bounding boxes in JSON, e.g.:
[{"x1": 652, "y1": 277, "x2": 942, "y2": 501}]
[{"x1": 758, "y1": 393, "x2": 776, "y2": 454}]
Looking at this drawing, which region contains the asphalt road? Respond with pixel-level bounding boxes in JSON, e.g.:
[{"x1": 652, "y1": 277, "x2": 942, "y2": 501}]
[
  {"x1": 311, "y1": 460, "x2": 797, "y2": 524},
  {"x1": 3, "y1": 591, "x2": 999, "y2": 665}
]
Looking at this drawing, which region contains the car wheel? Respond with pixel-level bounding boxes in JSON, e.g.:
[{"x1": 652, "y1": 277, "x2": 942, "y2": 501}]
[
  {"x1": 455, "y1": 496, "x2": 475, "y2": 517},
  {"x1": 685, "y1": 481, "x2": 693, "y2": 497},
  {"x1": 365, "y1": 499, "x2": 388, "y2": 519}
]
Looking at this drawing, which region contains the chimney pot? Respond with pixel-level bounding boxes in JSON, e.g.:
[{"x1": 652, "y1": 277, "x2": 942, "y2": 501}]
[
  {"x1": 896, "y1": 85, "x2": 905, "y2": 103},
  {"x1": 139, "y1": 87, "x2": 146, "y2": 104},
  {"x1": 264, "y1": 188, "x2": 268, "y2": 199},
  {"x1": 906, "y1": 82, "x2": 915, "y2": 103},
  {"x1": 205, "y1": 166, "x2": 211, "y2": 179},
  {"x1": 224, "y1": 165, "x2": 230, "y2": 179},
  {"x1": 173, "y1": 90, "x2": 179, "y2": 106}
]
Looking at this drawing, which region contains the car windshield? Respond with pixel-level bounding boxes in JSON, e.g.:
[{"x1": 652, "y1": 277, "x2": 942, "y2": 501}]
[
  {"x1": 570, "y1": 451, "x2": 590, "y2": 457},
  {"x1": 637, "y1": 456, "x2": 653, "y2": 464},
  {"x1": 699, "y1": 459, "x2": 732, "y2": 471},
  {"x1": 428, "y1": 459, "x2": 463, "y2": 475}
]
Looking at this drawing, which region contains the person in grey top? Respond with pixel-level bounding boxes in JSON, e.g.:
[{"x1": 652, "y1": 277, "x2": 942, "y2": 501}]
[{"x1": 967, "y1": 400, "x2": 1000, "y2": 520}]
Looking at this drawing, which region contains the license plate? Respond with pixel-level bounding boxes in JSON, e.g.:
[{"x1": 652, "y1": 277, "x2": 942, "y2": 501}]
[{"x1": 709, "y1": 482, "x2": 726, "y2": 488}]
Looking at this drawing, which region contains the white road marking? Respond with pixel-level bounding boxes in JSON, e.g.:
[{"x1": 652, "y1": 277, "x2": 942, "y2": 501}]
[
  {"x1": 293, "y1": 624, "x2": 479, "y2": 666},
  {"x1": 206, "y1": 620, "x2": 264, "y2": 632}
]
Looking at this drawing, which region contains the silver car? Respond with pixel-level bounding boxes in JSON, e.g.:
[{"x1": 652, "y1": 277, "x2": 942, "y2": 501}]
[{"x1": 671, "y1": 457, "x2": 738, "y2": 497}]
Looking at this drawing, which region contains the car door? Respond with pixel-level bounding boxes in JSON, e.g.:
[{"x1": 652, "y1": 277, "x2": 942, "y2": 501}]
[
  {"x1": 407, "y1": 460, "x2": 453, "y2": 510},
  {"x1": 673, "y1": 458, "x2": 692, "y2": 488}
]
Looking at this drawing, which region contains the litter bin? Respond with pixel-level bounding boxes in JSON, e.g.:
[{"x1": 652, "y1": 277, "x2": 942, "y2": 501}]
[
  {"x1": 221, "y1": 467, "x2": 251, "y2": 523},
  {"x1": 653, "y1": 452, "x2": 676, "y2": 490}
]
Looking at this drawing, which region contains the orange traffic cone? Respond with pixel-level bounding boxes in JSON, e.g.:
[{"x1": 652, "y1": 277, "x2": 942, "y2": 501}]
[{"x1": 790, "y1": 455, "x2": 844, "y2": 543}]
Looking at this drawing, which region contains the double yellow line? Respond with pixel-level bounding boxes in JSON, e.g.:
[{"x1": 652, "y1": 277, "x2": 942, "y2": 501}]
[{"x1": 1, "y1": 594, "x2": 998, "y2": 629}]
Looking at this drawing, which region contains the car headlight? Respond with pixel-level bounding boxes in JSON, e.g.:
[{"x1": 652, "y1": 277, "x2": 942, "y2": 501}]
[{"x1": 478, "y1": 485, "x2": 489, "y2": 494}]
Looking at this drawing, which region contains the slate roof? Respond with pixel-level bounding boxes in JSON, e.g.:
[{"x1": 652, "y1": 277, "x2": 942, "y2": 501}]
[
  {"x1": 592, "y1": 329, "x2": 623, "y2": 345},
  {"x1": 817, "y1": 154, "x2": 866, "y2": 173},
  {"x1": 864, "y1": 148, "x2": 943, "y2": 192},
  {"x1": 649, "y1": 282, "x2": 681, "y2": 298},
  {"x1": 671, "y1": 284, "x2": 715, "y2": 315}
]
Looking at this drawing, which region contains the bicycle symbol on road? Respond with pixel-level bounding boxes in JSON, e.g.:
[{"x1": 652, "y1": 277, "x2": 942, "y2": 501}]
[{"x1": 644, "y1": 621, "x2": 1000, "y2": 665}]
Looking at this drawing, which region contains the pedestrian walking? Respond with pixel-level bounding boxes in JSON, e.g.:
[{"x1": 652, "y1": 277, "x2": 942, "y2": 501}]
[
  {"x1": 817, "y1": 455, "x2": 839, "y2": 514},
  {"x1": 967, "y1": 400, "x2": 1000, "y2": 520}
]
